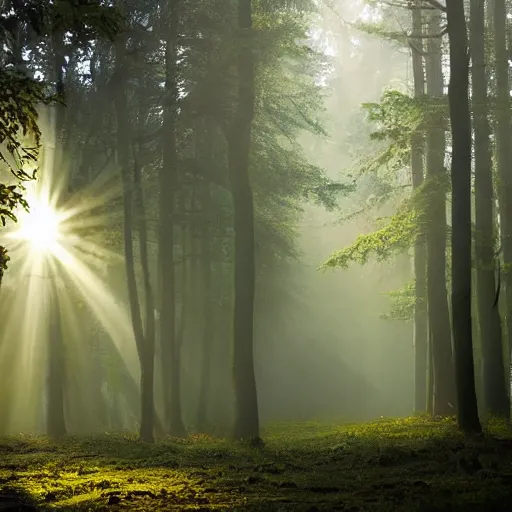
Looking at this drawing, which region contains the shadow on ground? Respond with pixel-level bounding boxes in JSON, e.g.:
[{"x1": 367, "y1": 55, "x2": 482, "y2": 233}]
[{"x1": 0, "y1": 416, "x2": 511, "y2": 511}]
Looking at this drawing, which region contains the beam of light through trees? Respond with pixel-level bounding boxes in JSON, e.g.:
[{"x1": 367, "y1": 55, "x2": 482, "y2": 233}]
[
  {"x1": 10, "y1": 188, "x2": 64, "y2": 255},
  {"x1": 0, "y1": 134, "x2": 142, "y2": 433}
]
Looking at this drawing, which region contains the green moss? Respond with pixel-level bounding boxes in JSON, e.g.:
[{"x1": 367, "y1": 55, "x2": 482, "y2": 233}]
[{"x1": 0, "y1": 417, "x2": 511, "y2": 510}]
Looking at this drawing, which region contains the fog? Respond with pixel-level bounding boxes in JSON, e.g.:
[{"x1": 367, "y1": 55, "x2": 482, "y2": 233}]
[
  {"x1": 6, "y1": 1, "x2": 512, "y2": 509},
  {"x1": 0, "y1": 0, "x2": 420, "y2": 436},
  {"x1": 256, "y1": 1, "x2": 413, "y2": 423}
]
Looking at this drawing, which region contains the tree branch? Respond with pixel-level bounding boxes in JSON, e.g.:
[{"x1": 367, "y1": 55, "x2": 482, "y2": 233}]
[{"x1": 423, "y1": 0, "x2": 445, "y2": 11}]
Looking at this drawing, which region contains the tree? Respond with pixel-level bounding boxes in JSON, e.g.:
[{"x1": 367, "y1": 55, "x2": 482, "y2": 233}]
[
  {"x1": 470, "y1": 0, "x2": 509, "y2": 418},
  {"x1": 0, "y1": 0, "x2": 351, "y2": 437},
  {"x1": 0, "y1": 69, "x2": 51, "y2": 278},
  {"x1": 160, "y1": 0, "x2": 186, "y2": 437},
  {"x1": 494, "y1": 0, "x2": 512, "y2": 406},
  {"x1": 114, "y1": 33, "x2": 157, "y2": 443},
  {"x1": 195, "y1": 126, "x2": 215, "y2": 431},
  {"x1": 228, "y1": 0, "x2": 260, "y2": 441},
  {"x1": 409, "y1": 0, "x2": 428, "y2": 414},
  {"x1": 319, "y1": 1, "x2": 463, "y2": 417},
  {"x1": 0, "y1": 0, "x2": 121, "y2": 438},
  {"x1": 424, "y1": 7, "x2": 456, "y2": 416},
  {"x1": 446, "y1": 0, "x2": 482, "y2": 434}
]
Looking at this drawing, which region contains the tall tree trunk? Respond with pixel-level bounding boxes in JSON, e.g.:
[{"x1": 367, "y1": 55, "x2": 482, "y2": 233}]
[
  {"x1": 227, "y1": 0, "x2": 260, "y2": 440},
  {"x1": 133, "y1": 127, "x2": 157, "y2": 439},
  {"x1": 176, "y1": 225, "x2": 189, "y2": 353},
  {"x1": 51, "y1": 30, "x2": 68, "y2": 193},
  {"x1": 46, "y1": 32, "x2": 67, "y2": 439},
  {"x1": 410, "y1": 1, "x2": 428, "y2": 414},
  {"x1": 494, "y1": 0, "x2": 512, "y2": 411},
  {"x1": 471, "y1": 0, "x2": 509, "y2": 417},
  {"x1": 90, "y1": 329, "x2": 107, "y2": 431},
  {"x1": 114, "y1": 38, "x2": 154, "y2": 443},
  {"x1": 426, "y1": 329, "x2": 434, "y2": 414},
  {"x1": 447, "y1": 0, "x2": 482, "y2": 434},
  {"x1": 197, "y1": 187, "x2": 214, "y2": 430},
  {"x1": 160, "y1": 0, "x2": 185, "y2": 437},
  {"x1": 425, "y1": 9, "x2": 457, "y2": 416},
  {"x1": 46, "y1": 274, "x2": 66, "y2": 439}
]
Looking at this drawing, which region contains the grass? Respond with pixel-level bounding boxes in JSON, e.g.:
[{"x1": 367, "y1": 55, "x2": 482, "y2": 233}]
[{"x1": 0, "y1": 415, "x2": 511, "y2": 510}]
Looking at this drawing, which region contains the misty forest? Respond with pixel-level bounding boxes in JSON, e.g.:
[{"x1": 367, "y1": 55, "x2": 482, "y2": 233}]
[{"x1": 2, "y1": 0, "x2": 512, "y2": 510}]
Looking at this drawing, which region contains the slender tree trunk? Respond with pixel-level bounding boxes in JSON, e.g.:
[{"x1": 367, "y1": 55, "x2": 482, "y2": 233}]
[
  {"x1": 160, "y1": 0, "x2": 185, "y2": 437},
  {"x1": 197, "y1": 187, "x2": 214, "y2": 430},
  {"x1": 176, "y1": 226, "x2": 189, "y2": 352},
  {"x1": 446, "y1": 0, "x2": 482, "y2": 434},
  {"x1": 46, "y1": 32, "x2": 67, "y2": 439},
  {"x1": 90, "y1": 330, "x2": 107, "y2": 432},
  {"x1": 410, "y1": 2, "x2": 428, "y2": 414},
  {"x1": 426, "y1": 328, "x2": 434, "y2": 414},
  {"x1": 494, "y1": 0, "x2": 512, "y2": 411},
  {"x1": 51, "y1": 31, "x2": 68, "y2": 193},
  {"x1": 133, "y1": 128, "x2": 157, "y2": 438},
  {"x1": 471, "y1": 0, "x2": 509, "y2": 417},
  {"x1": 425, "y1": 9, "x2": 457, "y2": 416},
  {"x1": 227, "y1": 0, "x2": 260, "y2": 440},
  {"x1": 46, "y1": 274, "x2": 66, "y2": 439},
  {"x1": 114, "y1": 38, "x2": 154, "y2": 443}
]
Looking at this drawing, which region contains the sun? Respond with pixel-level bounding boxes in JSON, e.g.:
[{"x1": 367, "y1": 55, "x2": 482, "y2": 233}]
[{"x1": 14, "y1": 193, "x2": 62, "y2": 255}]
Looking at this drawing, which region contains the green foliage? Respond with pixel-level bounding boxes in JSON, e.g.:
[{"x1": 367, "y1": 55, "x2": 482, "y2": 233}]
[
  {"x1": 0, "y1": 69, "x2": 56, "y2": 276},
  {"x1": 52, "y1": 0, "x2": 122, "y2": 40},
  {"x1": 353, "y1": 21, "x2": 412, "y2": 48},
  {"x1": 359, "y1": 90, "x2": 424, "y2": 175},
  {"x1": 248, "y1": 9, "x2": 350, "y2": 259},
  {"x1": 320, "y1": 202, "x2": 418, "y2": 270},
  {"x1": 0, "y1": 70, "x2": 53, "y2": 183},
  {"x1": 321, "y1": 85, "x2": 452, "y2": 272},
  {"x1": 381, "y1": 281, "x2": 416, "y2": 321},
  {"x1": 0, "y1": 0, "x2": 123, "y2": 278},
  {"x1": 0, "y1": 0, "x2": 121, "y2": 271},
  {"x1": 306, "y1": 179, "x2": 356, "y2": 210},
  {"x1": 320, "y1": 170, "x2": 451, "y2": 270},
  {"x1": 332, "y1": 89, "x2": 429, "y2": 229},
  {"x1": 349, "y1": 1, "x2": 418, "y2": 50},
  {"x1": 349, "y1": 89, "x2": 446, "y2": 202},
  {"x1": 364, "y1": 90, "x2": 423, "y2": 146},
  {"x1": 1, "y1": 0, "x2": 123, "y2": 41},
  {"x1": 257, "y1": 0, "x2": 317, "y2": 13}
]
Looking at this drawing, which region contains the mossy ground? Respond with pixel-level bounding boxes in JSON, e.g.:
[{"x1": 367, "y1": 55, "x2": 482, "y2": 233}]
[{"x1": 1, "y1": 416, "x2": 512, "y2": 511}]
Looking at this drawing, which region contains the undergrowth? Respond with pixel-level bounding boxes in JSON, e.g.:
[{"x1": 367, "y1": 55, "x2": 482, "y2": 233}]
[{"x1": 0, "y1": 415, "x2": 511, "y2": 510}]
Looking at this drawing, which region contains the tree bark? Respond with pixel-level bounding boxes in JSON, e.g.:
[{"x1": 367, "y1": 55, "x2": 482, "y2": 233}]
[
  {"x1": 494, "y1": 0, "x2": 512, "y2": 413},
  {"x1": 160, "y1": 0, "x2": 186, "y2": 437},
  {"x1": 446, "y1": 0, "x2": 482, "y2": 434},
  {"x1": 114, "y1": 38, "x2": 154, "y2": 443},
  {"x1": 471, "y1": 0, "x2": 509, "y2": 417},
  {"x1": 228, "y1": 0, "x2": 260, "y2": 440},
  {"x1": 45, "y1": 31, "x2": 67, "y2": 439},
  {"x1": 426, "y1": 328, "x2": 434, "y2": 413},
  {"x1": 425, "y1": 9, "x2": 457, "y2": 416},
  {"x1": 410, "y1": 1, "x2": 428, "y2": 414},
  {"x1": 46, "y1": 274, "x2": 66, "y2": 439},
  {"x1": 133, "y1": 128, "x2": 157, "y2": 440},
  {"x1": 197, "y1": 187, "x2": 214, "y2": 430},
  {"x1": 176, "y1": 225, "x2": 189, "y2": 353}
]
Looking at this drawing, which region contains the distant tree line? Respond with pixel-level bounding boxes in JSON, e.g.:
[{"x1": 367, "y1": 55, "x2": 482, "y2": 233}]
[{"x1": 324, "y1": 0, "x2": 510, "y2": 433}]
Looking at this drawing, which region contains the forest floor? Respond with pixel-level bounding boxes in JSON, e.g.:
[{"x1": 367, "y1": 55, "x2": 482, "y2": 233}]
[{"x1": 0, "y1": 416, "x2": 511, "y2": 511}]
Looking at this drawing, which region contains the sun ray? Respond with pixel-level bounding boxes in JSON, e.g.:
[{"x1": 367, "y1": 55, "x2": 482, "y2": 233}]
[
  {"x1": 59, "y1": 182, "x2": 121, "y2": 224},
  {"x1": 53, "y1": 243, "x2": 139, "y2": 375},
  {"x1": 0, "y1": 150, "x2": 140, "y2": 432}
]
